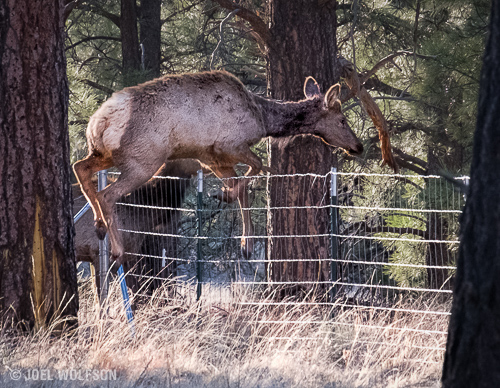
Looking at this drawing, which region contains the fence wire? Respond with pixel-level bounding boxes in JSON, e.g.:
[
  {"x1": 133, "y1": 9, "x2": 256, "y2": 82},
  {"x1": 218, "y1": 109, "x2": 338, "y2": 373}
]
[{"x1": 108, "y1": 169, "x2": 465, "y2": 351}]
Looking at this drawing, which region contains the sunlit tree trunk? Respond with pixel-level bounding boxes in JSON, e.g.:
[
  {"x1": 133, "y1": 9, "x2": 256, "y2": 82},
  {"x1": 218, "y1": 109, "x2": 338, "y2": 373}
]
[
  {"x1": 0, "y1": 0, "x2": 78, "y2": 329},
  {"x1": 266, "y1": 0, "x2": 340, "y2": 296}
]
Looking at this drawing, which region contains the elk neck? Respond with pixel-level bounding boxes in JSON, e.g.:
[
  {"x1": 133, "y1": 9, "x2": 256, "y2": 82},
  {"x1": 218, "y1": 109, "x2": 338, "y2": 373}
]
[{"x1": 252, "y1": 95, "x2": 324, "y2": 138}]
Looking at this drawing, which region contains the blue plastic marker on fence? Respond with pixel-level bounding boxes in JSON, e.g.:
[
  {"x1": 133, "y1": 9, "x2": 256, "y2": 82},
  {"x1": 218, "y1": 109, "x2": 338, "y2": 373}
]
[{"x1": 117, "y1": 265, "x2": 136, "y2": 337}]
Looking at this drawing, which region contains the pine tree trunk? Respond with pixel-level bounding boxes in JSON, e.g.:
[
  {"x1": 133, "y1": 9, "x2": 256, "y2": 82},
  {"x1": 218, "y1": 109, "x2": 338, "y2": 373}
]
[
  {"x1": 266, "y1": 0, "x2": 341, "y2": 296},
  {"x1": 140, "y1": 0, "x2": 162, "y2": 79},
  {"x1": 442, "y1": 2, "x2": 500, "y2": 386},
  {"x1": 425, "y1": 213, "x2": 449, "y2": 290},
  {"x1": 121, "y1": 0, "x2": 141, "y2": 85},
  {"x1": 0, "y1": 0, "x2": 78, "y2": 329}
]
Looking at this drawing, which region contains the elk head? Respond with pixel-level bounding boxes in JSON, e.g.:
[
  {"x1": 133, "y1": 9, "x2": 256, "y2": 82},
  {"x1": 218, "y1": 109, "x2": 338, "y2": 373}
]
[{"x1": 304, "y1": 77, "x2": 364, "y2": 155}]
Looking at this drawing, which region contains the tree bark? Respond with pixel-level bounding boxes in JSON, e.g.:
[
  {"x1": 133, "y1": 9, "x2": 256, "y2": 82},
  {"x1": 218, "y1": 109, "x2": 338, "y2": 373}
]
[
  {"x1": 425, "y1": 212, "x2": 449, "y2": 290},
  {"x1": 0, "y1": 0, "x2": 78, "y2": 329},
  {"x1": 266, "y1": 0, "x2": 340, "y2": 296},
  {"x1": 121, "y1": 0, "x2": 141, "y2": 86},
  {"x1": 442, "y1": 2, "x2": 500, "y2": 386},
  {"x1": 139, "y1": 0, "x2": 161, "y2": 79}
]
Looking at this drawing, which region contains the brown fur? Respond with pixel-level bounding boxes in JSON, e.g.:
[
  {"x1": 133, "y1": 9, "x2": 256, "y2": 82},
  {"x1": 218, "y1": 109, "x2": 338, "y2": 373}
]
[
  {"x1": 73, "y1": 70, "x2": 363, "y2": 263},
  {"x1": 73, "y1": 159, "x2": 200, "y2": 272}
]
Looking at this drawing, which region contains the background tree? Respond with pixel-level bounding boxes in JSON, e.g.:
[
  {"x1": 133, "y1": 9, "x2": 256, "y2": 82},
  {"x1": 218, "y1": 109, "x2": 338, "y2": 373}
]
[
  {"x1": 0, "y1": 0, "x2": 78, "y2": 329},
  {"x1": 213, "y1": 0, "x2": 399, "y2": 293},
  {"x1": 442, "y1": 1, "x2": 500, "y2": 385},
  {"x1": 265, "y1": 0, "x2": 343, "y2": 294}
]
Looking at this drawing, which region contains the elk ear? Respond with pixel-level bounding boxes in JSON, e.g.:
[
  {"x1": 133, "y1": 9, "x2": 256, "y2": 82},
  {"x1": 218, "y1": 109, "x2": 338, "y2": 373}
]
[
  {"x1": 304, "y1": 77, "x2": 321, "y2": 99},
  {"x1": 325, "y1": 84, "x2": 342, "y2": 113}
]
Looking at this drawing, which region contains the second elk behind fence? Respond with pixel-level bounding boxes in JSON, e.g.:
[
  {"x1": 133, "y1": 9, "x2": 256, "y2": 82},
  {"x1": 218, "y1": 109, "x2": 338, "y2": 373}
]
[{"x1": 113, "y1": 169, "x2": 465, "y2": 311}]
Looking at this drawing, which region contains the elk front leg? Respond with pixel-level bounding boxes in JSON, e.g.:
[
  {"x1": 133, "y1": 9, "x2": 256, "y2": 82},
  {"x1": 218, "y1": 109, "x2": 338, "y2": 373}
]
[
  {"x1": 73, "y1": 153, "x2": 113, "y2": 240},
  {"x1": 211, "y1": 148, "x2": 263, "y2": 258},
  {"x1": 209, "y1": 166, "x2": 253, "y2": 258},
  {"x1": 236, "y1": 150, "x2": 265, "y2": 259},
  {"x1": 236, "y1": 179, "x2": 254, "y2": 259}
]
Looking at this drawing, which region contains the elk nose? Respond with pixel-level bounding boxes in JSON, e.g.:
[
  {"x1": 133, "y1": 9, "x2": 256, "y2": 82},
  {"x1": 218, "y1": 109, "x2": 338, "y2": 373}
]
[{"x1": 352, "y1": 143, "x2": 364, "y2": 155}]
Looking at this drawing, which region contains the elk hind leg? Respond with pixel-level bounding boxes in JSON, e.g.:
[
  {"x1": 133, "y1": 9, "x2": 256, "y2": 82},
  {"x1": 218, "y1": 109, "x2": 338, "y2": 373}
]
[
  {"x1": 73, "y1": 153, "x2": 113, "y2": 240},
  {"x1": 97, "y1": 162, "x2": 162, "y2": 264}
]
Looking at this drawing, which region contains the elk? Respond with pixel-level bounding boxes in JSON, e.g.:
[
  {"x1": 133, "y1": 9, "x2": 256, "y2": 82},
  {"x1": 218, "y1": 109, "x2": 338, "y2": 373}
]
[
  {"x1": 74, "y1": 159, "x2": 200, "y2": 293},
  {"x1": 74, "y1": 159, "x2": 199, "y2": 265},
  {"x1": 73, "y1": 70, "x2": 363, "y2": 264}
]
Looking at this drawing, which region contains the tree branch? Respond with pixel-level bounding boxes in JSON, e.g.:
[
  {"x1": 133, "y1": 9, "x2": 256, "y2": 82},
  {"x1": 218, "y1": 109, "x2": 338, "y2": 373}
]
[
  {"x1": 361, "y1": 51, "x2": 436, "y2": 83},
  {"x1": 340, "y1": 56, "x2": 399, "y2": 173},
  {"x1": 392, "y1": 147, "x2": 427, "y2": 168},
  {"x1": 389, "y1": 120, "x2": 434, "y2": 136},
  {"x1": 210, "y1": 8, "x2": 240, "y2": 70},
  {"x1": 393, "y1": 156, "x2": 428, "y2": 175},
  {"x1": 64, "y1": 0, "x2": 84, "y2": 22},
  {"x1": 91, "y1": 5, "x2": 121, "y2": 29},
  {"x1": 346, "y1": 221, "x2": 427, "y2": 239},
  {"x1": 66, "y1": 36, "x2": 121, "y2": 51},
  {"x1": 161, "y1": 0, "x2": 204, "y2": 24},
  {"x1": 212, "y1": 0, "x2": 271, "y2": 47},
  {"x1": 364, "y1": 76, "x2": 413, "y2": 98},
  {"x1": 79, "y1": 79, "x2": 114, "y2": 95}
]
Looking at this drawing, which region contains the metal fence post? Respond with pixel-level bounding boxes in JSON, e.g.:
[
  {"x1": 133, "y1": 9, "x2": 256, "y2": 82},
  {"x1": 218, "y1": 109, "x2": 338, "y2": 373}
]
[
  {"x1": 196, "y1": 169, "x2": 204, "y2": 301},
  {"x1": 98, "y1": 170, "x2": 110, "y2": 305},
  {"x1": 329, "y1": 167, "x2": 338, "y2": 302}
]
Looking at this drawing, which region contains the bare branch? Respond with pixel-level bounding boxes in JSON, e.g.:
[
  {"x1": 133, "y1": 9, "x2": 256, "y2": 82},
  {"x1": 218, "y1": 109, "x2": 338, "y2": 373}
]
[
  {"x1": 340, "y1": 57, "x2": 399, "y2": 173},
  {"x1": 389, "y1": 120, "x2": 434, "y2": 136},
  {"x1": 79, "y1": 79, "x2": 114, "y2": 95},
  {"x1": 161, "y1": 0, "x2": 204, "y2": 24},
  {"x1": 392, "y1": 147, "x2": 427, "y2": 168},
  {"x1": 91, "y1": 5, "x2": 121, "y2": 29},
  {"x1": 361, "y1": 51, "x2": 437, "y2": 83},
  {"x1": 364, "y1": 76, "x2": 413, "y2": 99},
  {"x1": 210, "y1": 8, "x2": 240, "y2": 70},
  {"x1": 393, "y1": 156, "x2": 427, "y2": 176},
  {"x1": 66, "y1": 36, "x2": 121, "y2": 51},
  {"x1": 64, "y1": 0, "x2": 83, "y2": 22},
  {"x1": 212, "y1": 0, "x2": 271, "y2": 47}
]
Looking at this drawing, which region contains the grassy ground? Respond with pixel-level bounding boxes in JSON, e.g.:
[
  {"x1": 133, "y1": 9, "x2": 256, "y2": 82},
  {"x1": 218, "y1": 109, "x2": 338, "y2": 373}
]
[{"x1": 0, "y1": 277, "x2": 447, "y2": 387}]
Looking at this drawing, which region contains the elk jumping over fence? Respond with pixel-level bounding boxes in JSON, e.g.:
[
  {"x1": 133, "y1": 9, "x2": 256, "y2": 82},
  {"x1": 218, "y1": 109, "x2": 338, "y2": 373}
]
[{"x1": 73, "y1": 70, "x2": 363, "y2": 264}]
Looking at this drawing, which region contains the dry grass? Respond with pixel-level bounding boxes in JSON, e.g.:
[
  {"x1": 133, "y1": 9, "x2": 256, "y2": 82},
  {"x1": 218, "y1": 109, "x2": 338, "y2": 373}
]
[{"x1": 0, "y1": 277, "x2": 446, "y2": 387}]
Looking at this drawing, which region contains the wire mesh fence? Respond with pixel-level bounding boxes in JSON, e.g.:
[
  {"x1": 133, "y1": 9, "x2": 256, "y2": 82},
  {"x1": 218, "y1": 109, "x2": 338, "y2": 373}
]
[{"x1": 109, "y1": 168, "x2": 466, "y2": 354}]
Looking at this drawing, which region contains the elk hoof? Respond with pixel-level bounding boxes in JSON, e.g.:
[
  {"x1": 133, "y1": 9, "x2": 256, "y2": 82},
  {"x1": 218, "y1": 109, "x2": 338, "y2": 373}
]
[
  {"x1": 111, "y1": 251, "x2": 125, "y2": 265},
  {"x1": 94, "y1": 220, "x2": 107, "y2": 240},
  {"x1": 114, "y1": 256, "x2": 125, "y2": 266}
]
